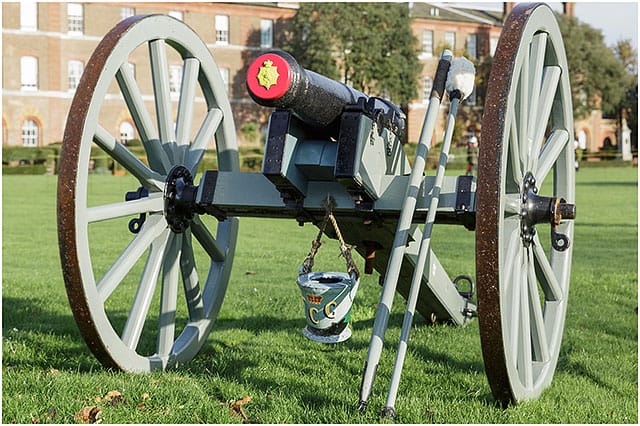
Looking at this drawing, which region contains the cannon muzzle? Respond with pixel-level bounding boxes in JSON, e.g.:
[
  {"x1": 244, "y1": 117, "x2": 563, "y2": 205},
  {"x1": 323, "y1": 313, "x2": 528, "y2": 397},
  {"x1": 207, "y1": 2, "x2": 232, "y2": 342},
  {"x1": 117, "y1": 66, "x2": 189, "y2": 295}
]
[{"x1": 247, "y1": 50, "x2": 405, "y2": 135}]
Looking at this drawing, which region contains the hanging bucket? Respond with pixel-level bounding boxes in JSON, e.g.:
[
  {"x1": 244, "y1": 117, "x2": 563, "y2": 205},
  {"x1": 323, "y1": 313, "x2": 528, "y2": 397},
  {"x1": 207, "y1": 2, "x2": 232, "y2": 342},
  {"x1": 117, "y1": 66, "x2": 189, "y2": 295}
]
[
  {"x1": 297, "y1": 206, "x2": 360, "y2": 343},
  {"x1": 297, "y1": 269, "x2": 359, "y2": 343}
]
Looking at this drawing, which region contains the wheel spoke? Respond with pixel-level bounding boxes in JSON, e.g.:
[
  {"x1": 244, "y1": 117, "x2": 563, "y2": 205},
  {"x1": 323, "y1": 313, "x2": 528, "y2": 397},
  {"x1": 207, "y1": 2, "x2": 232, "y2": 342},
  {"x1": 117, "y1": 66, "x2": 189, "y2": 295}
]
[
  {"x1": 149, "y1": 39, "x2": 177, "y2": 158},
  {"x1": 517, "y1": 48, "x2": 529, "y2": 174},
  {"x1": 532, "y1": 234, "x2": 563, "y2": 302},
  {"x1": 526, "y1": 32, "x2": 548, "y2": 153},
  {"x1": 157, "y1": 232, "x2": 182, "y2": 356},
  {"x1": 509, "y1": 116, "x2": 524, "y2": 187},
  {"x1": 518, "y1": 245, "x2": 534, "y2": 388},
  {"x1": 508, "y1": 243, "x2": 523, "y2": 365},
  {"x1": 121, "y1": 228, "x2": 170, "y2": 350},
  {"x1": 93, "y1": 126, "x2": 165, "y2": 191},
  {"x1": 176, "y1": 58, "x2": 200, "y2": 162},
  {"x1": 187, "y1": 108, "x2": 223, "y2": 175},
  {"x1": 191, "y1": 215, "x2": 226, "y2": 262},
  {"x1": 536, "y1": 129, "x2": 569, "y2": 186},
  {"x1": 504, "y1": 193, "x2": 521, "y2": 216},
  {"x1": 116, "y1": 63, "x2": 159, "y2": 145},
  {"x1": 116, "y1": 64, "x2": 171, "y2": 174},
  {"x1": 97, "y1": 215, "x2": 167, "y2": 302},
  {"x1": 527, "y1": 246, "x2": 550, "y2": 363},
  {"x1": 529, "y1": 66, "x2": 561, "y2": 173},
  {"x1": 181, "y1": 230, "x2": 205, "y2": 321},
  {"x1": 87, "y1": 192, "x2": 164, "y2": 223}
]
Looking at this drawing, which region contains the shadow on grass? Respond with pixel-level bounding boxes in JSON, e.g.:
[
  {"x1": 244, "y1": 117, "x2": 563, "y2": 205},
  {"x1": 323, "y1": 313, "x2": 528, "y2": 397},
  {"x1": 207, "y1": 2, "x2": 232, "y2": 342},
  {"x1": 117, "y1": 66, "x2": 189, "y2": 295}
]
[
  {"x1": 2, "y1": 296, "x2": 101, "y2": 372},
  {"x1": 3, "y1": 295, "x2": 505, "y2": 413}
]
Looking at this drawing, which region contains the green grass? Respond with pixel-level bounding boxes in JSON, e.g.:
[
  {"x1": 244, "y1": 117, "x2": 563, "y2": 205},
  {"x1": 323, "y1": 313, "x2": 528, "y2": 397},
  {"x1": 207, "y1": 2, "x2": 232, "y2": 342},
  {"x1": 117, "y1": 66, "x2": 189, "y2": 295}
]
[{"x1": 2, "y1": 167, "x2": 637, "y2": 423}]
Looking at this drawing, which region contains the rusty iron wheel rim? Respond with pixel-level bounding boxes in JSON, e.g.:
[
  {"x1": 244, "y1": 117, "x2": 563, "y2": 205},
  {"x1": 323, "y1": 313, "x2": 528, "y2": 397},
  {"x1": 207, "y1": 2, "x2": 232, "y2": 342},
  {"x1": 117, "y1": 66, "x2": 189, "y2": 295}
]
[
  {"x1": 476, "y1": 3, "x2": 575, "y2": 404},
  {"x1": 57, "y1": 14, "x2": 239, "y2": 372}
]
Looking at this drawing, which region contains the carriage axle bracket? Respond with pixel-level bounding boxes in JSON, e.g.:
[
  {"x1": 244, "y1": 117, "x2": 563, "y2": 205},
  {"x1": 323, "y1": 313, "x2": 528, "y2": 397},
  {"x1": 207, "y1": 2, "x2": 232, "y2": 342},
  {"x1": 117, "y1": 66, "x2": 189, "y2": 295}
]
[{"x1": 520, "y1": 172, "x2": 575, "y2": 251}]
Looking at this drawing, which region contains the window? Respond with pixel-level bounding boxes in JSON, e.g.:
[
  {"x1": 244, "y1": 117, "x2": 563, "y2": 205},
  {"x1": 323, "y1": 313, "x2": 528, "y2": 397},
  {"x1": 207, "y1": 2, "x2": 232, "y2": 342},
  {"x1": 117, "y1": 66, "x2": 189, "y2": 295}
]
[
  {"x1": 67, "y1": 3, "x2": 83, "y2": 35},
  {"x1": 422, "y1": 76, "x2": 433, "y2": 103},
  {"x1": 219, "y1": 67, "x2": 230, "y2": 95},
  {"x1": 260, "y1": 19, "x2": 273, "y2": 48},
  {"x1": 22, "y1": 119, "x2": 38, "y2": 147},
  {"x1": 119, "y1": 121, "x2": 135, "y2": 144},
  {"x1": 20, "y1": 1, "x2": 38, "y2": 31},
  {"x1": 169, "y1": 11, "x2": 183, "y2": 21},
  {"x1": 215, "y1": 15, "x2": 229, "y2": 45},
  {"x1": 490, "y1": 36, "x2": 499, "y2": 56},
  {"x1": 121, "y1": 7, "x2": 135, "y2": 20},
  {"x1": 68, "y1": 60, "x2": 83, "y2": 90},
  {"x1": 21, "y1": 56, "x2": 38, "y2": 91},
  {"x1": 466, "y1": 34, "x2": 477, "y2": 60},
  {"x1": 444, "y1": 31, "x2": 455, "y2": 50},
  {"x1": 421, "y1": 30, "x2": 433, "y2": 58},
  {"x1": 429, "y1": 7, "x2": 439, "y2": 17},
  {"x1": 169, "y1": 65, "x2": 182, "y2": 95}
]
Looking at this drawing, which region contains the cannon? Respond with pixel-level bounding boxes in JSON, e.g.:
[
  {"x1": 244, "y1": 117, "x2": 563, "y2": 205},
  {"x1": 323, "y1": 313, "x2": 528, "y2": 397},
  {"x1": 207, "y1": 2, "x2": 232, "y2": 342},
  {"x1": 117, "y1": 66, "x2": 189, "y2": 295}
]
[{"x1": 57, "y1": 3, "x2": 576, "y2": 416}]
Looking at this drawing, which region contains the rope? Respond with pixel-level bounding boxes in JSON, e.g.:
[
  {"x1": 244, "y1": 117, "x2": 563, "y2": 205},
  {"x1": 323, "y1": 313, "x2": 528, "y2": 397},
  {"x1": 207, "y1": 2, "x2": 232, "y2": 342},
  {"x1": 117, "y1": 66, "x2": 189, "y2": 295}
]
[{"x1": 300, "y1": 197, "x2": 360, "y2": 278}]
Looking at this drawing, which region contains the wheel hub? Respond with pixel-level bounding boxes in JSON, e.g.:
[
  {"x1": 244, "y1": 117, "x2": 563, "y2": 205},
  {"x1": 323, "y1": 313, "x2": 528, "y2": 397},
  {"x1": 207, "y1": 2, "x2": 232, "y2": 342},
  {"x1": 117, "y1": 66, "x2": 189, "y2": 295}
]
[
  {"x1": 164, "y1": 165, "x2": 200, "y2": 233},
  {"x1": 520, "y1": 172, "x2": 576, "y2": 251}
]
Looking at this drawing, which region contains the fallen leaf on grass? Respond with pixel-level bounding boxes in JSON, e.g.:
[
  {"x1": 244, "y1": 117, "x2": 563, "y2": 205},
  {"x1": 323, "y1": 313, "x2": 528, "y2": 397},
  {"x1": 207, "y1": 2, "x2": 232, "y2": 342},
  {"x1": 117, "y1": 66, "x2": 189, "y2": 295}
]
[
  {"x1": 97, "y1": 391, "x2": 126, "y2": 407},
  {"x1": 229, "y1": 396, "x2": 252, "y2": 422},
  {"x1": 141, "y1": 392, "x2": 150, "y2": 401},
  {"x1": 73, "y1": 406, "x2": 102, "y2": 424}
]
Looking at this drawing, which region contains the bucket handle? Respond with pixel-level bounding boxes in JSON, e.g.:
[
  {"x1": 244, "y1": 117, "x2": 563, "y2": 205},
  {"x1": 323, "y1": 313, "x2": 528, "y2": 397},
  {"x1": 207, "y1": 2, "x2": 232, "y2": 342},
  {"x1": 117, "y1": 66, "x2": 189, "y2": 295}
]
[{"x1": 299, "y1": 197, "x2": 360, "y2": 280}]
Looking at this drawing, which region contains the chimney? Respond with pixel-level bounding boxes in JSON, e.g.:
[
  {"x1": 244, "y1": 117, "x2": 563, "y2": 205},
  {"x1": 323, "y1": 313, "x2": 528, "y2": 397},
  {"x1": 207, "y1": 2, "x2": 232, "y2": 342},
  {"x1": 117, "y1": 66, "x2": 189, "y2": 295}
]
[
  {"x1": 503, "y1": 2, "x2": 515, "y2": 20},
  {"x1": 563, "y1": 2, "x2": 575, "y2": 17}
]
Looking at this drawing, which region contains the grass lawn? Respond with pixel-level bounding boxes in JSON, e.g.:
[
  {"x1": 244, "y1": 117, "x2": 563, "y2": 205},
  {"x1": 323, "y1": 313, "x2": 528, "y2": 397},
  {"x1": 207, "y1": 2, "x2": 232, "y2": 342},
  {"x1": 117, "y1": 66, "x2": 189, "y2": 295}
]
[{"x1": 2, "y1": 166, "x2": 637, "y2": 423}]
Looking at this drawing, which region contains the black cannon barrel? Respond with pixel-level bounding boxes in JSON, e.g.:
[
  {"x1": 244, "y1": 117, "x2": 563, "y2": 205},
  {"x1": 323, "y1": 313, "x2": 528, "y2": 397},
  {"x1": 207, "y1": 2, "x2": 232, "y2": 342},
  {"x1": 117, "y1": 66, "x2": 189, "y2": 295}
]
[{"x1": 247, "y1": 50, "x2": 371, "y2": 128}]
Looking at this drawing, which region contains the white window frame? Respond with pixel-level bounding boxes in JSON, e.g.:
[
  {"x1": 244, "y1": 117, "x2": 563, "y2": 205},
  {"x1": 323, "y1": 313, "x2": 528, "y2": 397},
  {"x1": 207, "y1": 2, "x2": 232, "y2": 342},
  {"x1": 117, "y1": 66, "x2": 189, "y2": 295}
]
[
  {"x1": 21, "y1": 56, "x2": 38, "y2": 91},
  {"x1": 466, "y1": 34, "x2": 477, "y2": 60},
  {"x1": 169, "y1": 11, "x2": 183, "y2": 21},
  {"x1": 67, "y1": 3, "x2": 84, "y2": 35},
  {"x1": 20, "y1": 1, "x2": 38, "y2": 31},
  {"x1": 490, "y1": 36, "x2": 499, "y2": 56},
  {"x1": 169, "y1": 64, "x2": 182, "y2": 95},
  {"x1": 220, "y1": 67, "x2": 230, "y2": 95},
  {"x1": 119, "y1": 121, "x2": 135, "y2": 144},
  {"x1": 22, "y1": 119, "x2": 39, "y2": 147},
  {"x1": 121, "y1": 7, "x2": 135, "y2": 20},
  {"x1": 421, "y1": 30, "x2": 433, "y2": 58},
  {"x1": 260, "y1": 19, "x2": 273, "y2": 48},
  {"x1": 68, "y1": 60, "x2": 83, "y2": 91},
  {"x1": 422, "y1": 76, "x2": 433, "y2": 103},
  {"x1": 444, "y1": 31, "x2": 455, "y2": 50},
  {"x1": 215, "y1": 15, "x2": 229, "y2": 45}
]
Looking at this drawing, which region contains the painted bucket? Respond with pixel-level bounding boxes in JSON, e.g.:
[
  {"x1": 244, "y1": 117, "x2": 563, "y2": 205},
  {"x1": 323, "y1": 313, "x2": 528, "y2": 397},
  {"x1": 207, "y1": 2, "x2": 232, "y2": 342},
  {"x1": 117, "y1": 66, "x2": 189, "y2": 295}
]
[{"x1": 296, "y1": 270, "x2": 359, "y2": 343}]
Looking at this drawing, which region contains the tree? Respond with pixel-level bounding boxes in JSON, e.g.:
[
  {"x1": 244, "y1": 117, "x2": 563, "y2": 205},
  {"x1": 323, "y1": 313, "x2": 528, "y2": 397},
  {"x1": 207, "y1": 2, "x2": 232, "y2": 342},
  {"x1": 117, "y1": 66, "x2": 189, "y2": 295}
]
[
  {"x1": 614, "y1": 39, "x2": 638, "y2": 150},
  {"x1": 283, "y1": 3, "x2": 421, "y2": 108},
  {"x1": 556, "y1": 14, "x2": 628, "y2": 119}
]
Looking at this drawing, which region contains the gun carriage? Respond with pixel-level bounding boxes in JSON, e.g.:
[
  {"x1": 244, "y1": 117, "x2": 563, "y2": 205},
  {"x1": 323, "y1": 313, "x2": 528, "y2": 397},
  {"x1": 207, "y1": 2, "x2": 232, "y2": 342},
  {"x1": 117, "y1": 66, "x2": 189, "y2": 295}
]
[{"x1": 57, "y1": 2, "x2": 576, "y2": 416}]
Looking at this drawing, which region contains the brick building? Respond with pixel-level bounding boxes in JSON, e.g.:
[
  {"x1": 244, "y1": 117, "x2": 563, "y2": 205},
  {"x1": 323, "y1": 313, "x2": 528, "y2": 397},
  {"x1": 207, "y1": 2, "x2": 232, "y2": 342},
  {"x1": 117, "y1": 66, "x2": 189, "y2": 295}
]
[
  {"x1": 4, "y1": 2, "x2": 612, "y2": 154},
  {"x1": 2, "y1": 2, "x2": 297, "y2": 148}
]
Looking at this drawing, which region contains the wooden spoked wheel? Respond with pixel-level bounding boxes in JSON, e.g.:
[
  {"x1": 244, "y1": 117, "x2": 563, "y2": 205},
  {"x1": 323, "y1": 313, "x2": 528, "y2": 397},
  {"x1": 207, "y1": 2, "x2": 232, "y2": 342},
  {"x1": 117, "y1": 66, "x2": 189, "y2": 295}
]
[
  {"x1": 476, "y1": 3, "x2": 575, "y2": 403},
  {"x1": 57, "y1": 15, "x2": 239, "y2": 372}
]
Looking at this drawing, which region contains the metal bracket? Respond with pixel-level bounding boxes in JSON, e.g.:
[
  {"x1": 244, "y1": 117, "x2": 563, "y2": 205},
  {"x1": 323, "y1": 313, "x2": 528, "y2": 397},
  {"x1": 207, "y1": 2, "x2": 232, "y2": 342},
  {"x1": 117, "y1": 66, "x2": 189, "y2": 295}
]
[
  {"x1": 125, "y1": 186, "x2": 149, "y2": 234},
  {"x1": 455, "y1": 175, "x2": 476, "y2": 230}
]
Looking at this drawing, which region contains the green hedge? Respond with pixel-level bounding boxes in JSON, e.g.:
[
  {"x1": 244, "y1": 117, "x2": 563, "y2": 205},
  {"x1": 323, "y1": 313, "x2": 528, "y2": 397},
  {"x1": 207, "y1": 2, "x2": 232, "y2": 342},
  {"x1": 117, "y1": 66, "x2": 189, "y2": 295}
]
[{"x1": 2, "y1": 164, "x2": 47, "y2": 175}]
